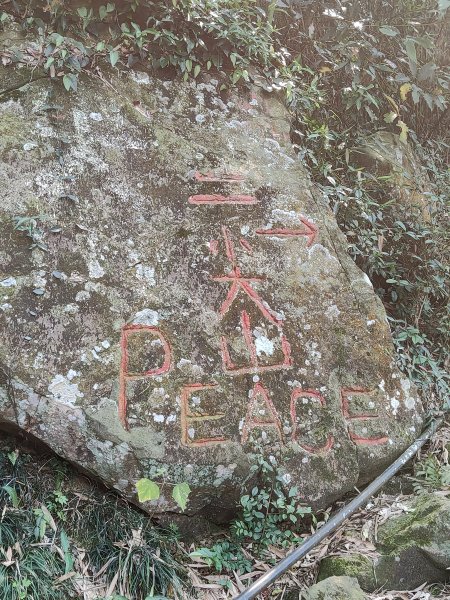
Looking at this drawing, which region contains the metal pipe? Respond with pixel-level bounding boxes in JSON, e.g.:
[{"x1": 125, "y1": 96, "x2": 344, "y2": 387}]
[{"x1": 234, "y1": 418, "x2": 443, "y2": 600}]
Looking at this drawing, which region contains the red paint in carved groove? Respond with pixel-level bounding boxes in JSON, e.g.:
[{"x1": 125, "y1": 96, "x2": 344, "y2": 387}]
[
  {"x1": 239, "y1": 239, "x2": 253, "y2": 254},
  {"x1": 180, "y1": 383, "x2": 229, "y2": 447},
  {"x1": 118, "y1": 324, "x2": 172, "y2": 431},
  {"x1": 212, "y1": 271, "x2": 282, "y2": 326},
  {"x1": 256, "y1": 217, "x2": 318, "y2": 247},
  {"x1": 241, "y1": 310, "x2": 258, "y2": 367},
  {"x1": 222, "y1": 226, "x2": 236, "y2": 264},
  {"x1": 209, "y1": 240, "x2": 219, "y2": 256},
  {"x1": 340, "y1": 387, "x2": 388, "y2": 447},
  {"x1": 241, "y1": 382, "x2": 283, "y2": 444},
  {"x1": 290, "y1": 388, "x2": 334, "y2": 454},
  {"x1": 340, "y1": 387, "x2": 379, "y2": 421},
  {"x1": 349, "y1": 432, "x2": 389, "y2": 446},
  {"x1": 188, "y1": 194, "x2": 259, "y2": 205},
  {"x1": 194, "y1": 171, "x2": 245, "y2": 183}
]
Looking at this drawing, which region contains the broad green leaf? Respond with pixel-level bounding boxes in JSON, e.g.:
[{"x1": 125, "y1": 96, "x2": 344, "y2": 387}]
[
  {"x1": 77, "y1": 7, "x2": 88, "y2": 17},
  {"x1": 109, "y1": 49, "x2": 119, "y2": 67},
  {"x1": 404, "y1": 38, "x2": 417, "y2": 65},
  {"x1": 136, "y1": 478, "x2": 160, "y2": 502},
  {"x1": 63, "y1": 74, "x2": 72, "y2": 91},
  {"x1": 379, "y1": 26, "x2": 399, "y2": 36},
  {"x1": 194, "y1": 64, "x2": 201, "y2": 78},
  {"x1": 99, "y1": 5, "x2": 107, "y2": 20},
  {"x1": 7, "y1": 450, "x2": 18, "y2": 466},
  {"x1": 172, "y1": 482, "x2": 191, "y2": 511},
  {"x1": 438, "y1": 0, "x2": 450, "y2": 13},
  {"x1": 2, "y1": 485, "x2": 19, "y2": 508}
]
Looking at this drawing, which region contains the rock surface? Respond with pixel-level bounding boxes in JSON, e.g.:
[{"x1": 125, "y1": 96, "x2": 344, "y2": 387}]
[
  {"x1": 302, "y1": 576, "x2": 367, "y2": 600},
  {"x1": 0, "y1": 67, "x2": 423, "y2": 519},
  {"x1": 318, "y1": 492, "x2": 450, "y2": 590}
]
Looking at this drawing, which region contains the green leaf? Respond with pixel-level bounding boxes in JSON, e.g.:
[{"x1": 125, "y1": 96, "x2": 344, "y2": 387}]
[
  {"x1": 77, "y1": 7, "x2": 88, "y2": 18},
  {"x1": 383, "y1": 111, "x2": 397, "y2": 123},
  {"x1": 379, "y1": 26, "x2": 399, "y2": 36},
  {"x1": 194, "y1": 64, "x2": 201, "y2": 78},
  {"x1": 2, "y1": 485, "x2": 19, "y2": 508},
  {"x1": 136, "y1": 478, "x2": 160, "y2": 502},
  {"x1": 438, "y1": 0, "x2": 450, "y2": 13},
  {"x1": 63, "y1": 74, "x2": 72, "y2": 92},
  {"x1": 172, "y1": 482, "x2": 191, "y2": 511},
  {"x1": 404, "y1": 38, "x2": 417, "y2": 65},
  {"x1": 7, "y1": 450, "x2": 18, "y2": 466},
  {"x1": 397, "y1": 119, "x2": 409, "y2": 143},
  {"x1": 109, "y1": 49, "x2": 119, "y2": 67},
  {"x1": 99, "y1": 5, "x2": 107, "y2": 20}
]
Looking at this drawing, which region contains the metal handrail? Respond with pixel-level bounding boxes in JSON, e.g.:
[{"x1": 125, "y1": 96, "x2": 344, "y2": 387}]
[{"x1": 234, "y1": 418, "x2": 443, "y2": 600}]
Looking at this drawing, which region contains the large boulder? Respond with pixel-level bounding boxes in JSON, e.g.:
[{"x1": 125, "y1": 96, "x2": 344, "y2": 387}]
[{"x1": 0, "y1": 66, "x2": 423, "y2": 520}]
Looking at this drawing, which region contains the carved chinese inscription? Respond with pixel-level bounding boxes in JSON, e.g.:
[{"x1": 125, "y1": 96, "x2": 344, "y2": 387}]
[{"x1": 116, "y1": 175, "x2": 392, "y2": 453}]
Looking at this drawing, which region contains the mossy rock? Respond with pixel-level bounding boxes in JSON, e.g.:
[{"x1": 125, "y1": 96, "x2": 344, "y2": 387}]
[
  {"x1": 318, "y1": 554, "x2": 376, "y2": 590},
  {"x1": 318, "y1": 493, "x2": 450, "y2": 591},
  {"x1": 303, "y1": 576, "x2": 367, "y2": 600}
]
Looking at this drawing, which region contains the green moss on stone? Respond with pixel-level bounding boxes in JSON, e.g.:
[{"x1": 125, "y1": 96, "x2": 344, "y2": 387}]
[
  {"x1": 377, "y1": 494, "x2": 447, "y2": 554},
  {"x1": 318, "y1": 554, "x2": 376, "y2": 591},
  {"x1": 304, "y1": 575, "x2": 367, "y2": 600}
]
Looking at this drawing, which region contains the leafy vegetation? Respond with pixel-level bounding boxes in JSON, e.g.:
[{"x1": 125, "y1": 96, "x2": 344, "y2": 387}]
[
  {"x1": 191, "y1": 454, "x2": 313, "y2": 578},
  {"x1": 0, "y1": 440, "x2": 187, "y2": 600}
]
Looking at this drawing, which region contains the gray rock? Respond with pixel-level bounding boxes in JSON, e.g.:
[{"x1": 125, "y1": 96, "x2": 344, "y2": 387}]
[
  {"x1": 0, "y1": 65, "x2": 423, "y2": 520},
  {"x1": 302, "y1": 575, "x2": 367, "y2": 599},
  {"x1": 318, "y1": 492, "x2": 450, "y2": 590}
]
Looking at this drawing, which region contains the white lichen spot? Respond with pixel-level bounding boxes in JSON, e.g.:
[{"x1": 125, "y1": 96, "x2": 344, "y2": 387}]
[
  {"x1": 132, "y1": 308, "x2": 159, "y2": 326},
  {"x1": 88, "y1": 259, "x2": 105, "y2": 279},
  {"x1": 48, "y1": 374, "x2": 84, "y2": 405},
  {"x1": 254, "y1": 332, "x2": 274, "y2": 357},
  {"x1": 101, "y1": 340, "x2": 110, "y2": 349},
  {"x1": 135, "y1": 264, "x2": 155, "y2": 286},
  {"x1": 66, "y1": 369, "x2": 78, "y2": 381},
  {"x1": 325, "y1": 304, "x2": 340, "y2": 320},
  {"x1": 401, "y1": 378, "x2": 416, "y2": 410},
  {"x1": 240, "y1": 225, "x2": 250, "y2": 235},
  {"x1": 75, "y1": 290, "x2": 90, "y2": 302},
  {"x1": 153, "y1": 413, "x2": 165, "y2": 423},
  {"x1": 130, "y1": 71, "x2": 150, "y2": 85},
  {"x1": 89, "y1": 112, "x2": 103, "y2": 121},
  {"x1": 390, "y1": 397, "x2": 400, "y2": 415},
  {"x1": 0, "y1": 277, "x2": 17, "y2": 287},
  {"x1": 367, "y1": 319, "x2": 376, "y2": 327}
]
